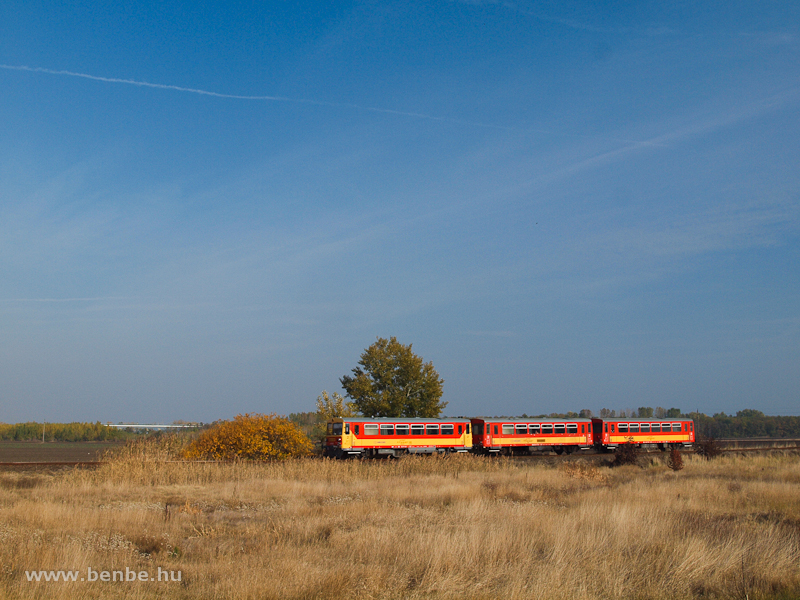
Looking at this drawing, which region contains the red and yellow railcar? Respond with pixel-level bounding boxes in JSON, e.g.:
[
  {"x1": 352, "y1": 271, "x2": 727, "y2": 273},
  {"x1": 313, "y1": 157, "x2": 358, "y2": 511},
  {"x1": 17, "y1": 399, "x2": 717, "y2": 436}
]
[
  {"x1": 324, "y1": 417, "x2": 472, "y2": 458},
  {"x1": 591, "y1": 418, "x2": 694, "y2": 451},
  {"x1": 470, "y1": 418, "x2": 593, "y2": 455}
]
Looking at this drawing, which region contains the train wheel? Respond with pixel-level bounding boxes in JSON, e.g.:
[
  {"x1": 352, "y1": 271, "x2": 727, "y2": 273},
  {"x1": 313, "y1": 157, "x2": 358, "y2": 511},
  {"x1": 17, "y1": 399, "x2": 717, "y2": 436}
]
[{"x1": 554, "y1": 447, "x2": 564, "y2": 455}]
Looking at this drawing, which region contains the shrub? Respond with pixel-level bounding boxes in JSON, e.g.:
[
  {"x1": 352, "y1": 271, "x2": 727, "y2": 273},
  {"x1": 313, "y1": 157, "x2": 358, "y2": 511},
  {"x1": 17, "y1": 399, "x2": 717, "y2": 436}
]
[
  {"x1": 611, "y1": 443, "x2": 640, "y2": 467},
  {"x1": 183, "y1": 413, "x2": 313, "y2": 461},
  {"x1": 695, "y1": 435, "x2": 722, "y2": 460},
  {"x1": 667, "y1": 448, "x2": 684, "y2": 471}
]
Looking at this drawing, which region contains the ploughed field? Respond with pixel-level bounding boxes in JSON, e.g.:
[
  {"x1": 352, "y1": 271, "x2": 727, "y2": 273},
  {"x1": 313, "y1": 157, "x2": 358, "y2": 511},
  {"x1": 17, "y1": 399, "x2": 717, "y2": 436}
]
[
  {"x1": 1, "y1": 440, "x2": 799, "y2": 600},
  {"x1": 0, "y1": 441, "x2": 124, "y2": 464}
]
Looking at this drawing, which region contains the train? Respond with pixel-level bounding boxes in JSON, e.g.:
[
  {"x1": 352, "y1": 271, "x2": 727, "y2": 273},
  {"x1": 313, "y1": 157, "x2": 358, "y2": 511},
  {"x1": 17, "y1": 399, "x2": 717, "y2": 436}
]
[{"x1": 323, "y1": 415, "x2": 695, "y2": 458}]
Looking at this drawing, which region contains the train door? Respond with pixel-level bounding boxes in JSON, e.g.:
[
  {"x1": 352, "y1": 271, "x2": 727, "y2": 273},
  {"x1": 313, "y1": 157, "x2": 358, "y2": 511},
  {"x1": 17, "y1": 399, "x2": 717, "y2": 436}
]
[
  {"x1": 591, "y1": 419, "x2": 602, "y2": 445},
  {"x1": 472, "y1": 422, "x2": 484, "y2": 449}
]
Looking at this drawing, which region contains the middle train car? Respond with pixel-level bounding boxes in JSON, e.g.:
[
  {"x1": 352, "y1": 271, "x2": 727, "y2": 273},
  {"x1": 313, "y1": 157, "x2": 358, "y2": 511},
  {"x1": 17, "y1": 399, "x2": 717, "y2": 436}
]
[{"x1": 470, "y1": 417, "x2": 594, "y2": 455}]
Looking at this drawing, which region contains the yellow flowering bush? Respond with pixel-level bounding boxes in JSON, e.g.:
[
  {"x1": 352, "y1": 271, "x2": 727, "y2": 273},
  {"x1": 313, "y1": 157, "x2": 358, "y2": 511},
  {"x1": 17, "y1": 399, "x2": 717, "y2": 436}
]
[{"x1": 183, "y1": 413, "x2": 313, "y2": 461}]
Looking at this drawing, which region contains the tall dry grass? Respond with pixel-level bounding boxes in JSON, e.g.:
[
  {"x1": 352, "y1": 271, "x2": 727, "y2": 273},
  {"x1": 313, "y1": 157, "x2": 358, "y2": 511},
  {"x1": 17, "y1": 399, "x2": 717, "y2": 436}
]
[{"x1": 1, "y1": 443, "x2": 799, "y2": 599}]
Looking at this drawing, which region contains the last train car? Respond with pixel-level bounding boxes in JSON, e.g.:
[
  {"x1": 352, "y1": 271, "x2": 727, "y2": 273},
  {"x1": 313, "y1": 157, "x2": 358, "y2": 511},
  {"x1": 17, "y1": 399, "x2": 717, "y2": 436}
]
[
  {"x1": 591, "y1": 418, "x2": 695, "y2": 451},
  {"x1": 470, "y1": 418, "x2": 593, "y2": 455},
  {"x1": 324, "y1": 417, "x2": 472, "y2": 458}
]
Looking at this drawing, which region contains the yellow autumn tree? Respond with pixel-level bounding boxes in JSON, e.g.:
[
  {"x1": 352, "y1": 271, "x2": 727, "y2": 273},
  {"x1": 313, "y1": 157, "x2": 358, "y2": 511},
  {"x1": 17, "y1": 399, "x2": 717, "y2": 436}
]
[{"x1": 183, "y1": 413, "x2": 313, "y2": 461}]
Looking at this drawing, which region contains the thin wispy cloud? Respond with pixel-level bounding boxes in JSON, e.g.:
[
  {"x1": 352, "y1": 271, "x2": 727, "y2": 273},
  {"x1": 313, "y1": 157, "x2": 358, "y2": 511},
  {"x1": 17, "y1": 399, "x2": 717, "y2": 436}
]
[
  {"x1": 453, "y1": 0, "x2": 677, "y2": 36},
  {"x1": 0, "y1": 297, "x2": 131, "y2": 303},
  {"x1": 526, "y1": 87, "x2": 800, "y2": 187},
  {"x1": 593, "y1": 198, "x2": 798, "y2": 261}
]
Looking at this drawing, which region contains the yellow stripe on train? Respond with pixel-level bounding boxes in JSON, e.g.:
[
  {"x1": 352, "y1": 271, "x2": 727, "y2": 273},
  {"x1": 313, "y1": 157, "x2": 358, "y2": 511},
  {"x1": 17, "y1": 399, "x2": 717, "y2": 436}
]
[
  {"x1": 340, "y1": 435, "x2": 472, "y2": 448},
  {"x1": 608, "y1": 435, "x2": 691, "y2": 443},
  {"x1": 499, "y1": 436, "x2": 590, "y2": 444}
]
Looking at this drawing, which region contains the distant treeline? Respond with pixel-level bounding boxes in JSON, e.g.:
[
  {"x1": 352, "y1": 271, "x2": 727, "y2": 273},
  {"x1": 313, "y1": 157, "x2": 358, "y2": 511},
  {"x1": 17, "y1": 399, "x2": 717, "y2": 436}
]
[
  {"x1": 0, "y1": 422, "x2": 136, "y2": 442},
  {"x1": 516, "y1": 407, "x2": 799, "y2": 439},
  {"x1": 532, "y1": 409, "x2": 800, "y2": 439},
  {"x1": 688, "y1": 410, "x2": 800, "y2": 439},
  {"x1": 292, "y1": 407, "x2": 800, "y2": 440}
]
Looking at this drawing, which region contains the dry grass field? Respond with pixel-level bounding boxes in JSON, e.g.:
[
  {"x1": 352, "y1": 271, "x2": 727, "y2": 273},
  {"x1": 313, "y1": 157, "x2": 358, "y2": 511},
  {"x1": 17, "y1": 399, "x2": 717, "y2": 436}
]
[{"x1": 1, "y1": 440, "x2": 799, "y2": 600}]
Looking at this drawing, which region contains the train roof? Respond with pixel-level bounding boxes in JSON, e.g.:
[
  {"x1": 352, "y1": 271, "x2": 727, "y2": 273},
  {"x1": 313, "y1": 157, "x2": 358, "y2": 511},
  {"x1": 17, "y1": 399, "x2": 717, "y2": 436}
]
[
  {"x1": 593, "y1": 417, "x2": 691, "y2": 422},
  {"x1": 328, "y1": 417, "x2": 470, "y2": 422},
  {"x1": 472, "y1": 417, "x2": 592, "y2": 423}
]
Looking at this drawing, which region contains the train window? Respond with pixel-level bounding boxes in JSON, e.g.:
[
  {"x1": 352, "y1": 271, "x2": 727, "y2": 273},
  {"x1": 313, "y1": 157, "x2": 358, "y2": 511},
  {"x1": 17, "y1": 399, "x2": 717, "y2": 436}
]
[
  {"x1": 690, "y1": 423, "x2": 693, "y2": 432},
  {"x1": 458, "y1": 425, "x2": 463, "y2": 435},
  {"x1": 684, "y1": 423, "x2": 688, "y2": 432},
  {"x1": 396, "y1": 424, "x2": 409, "y2": 436},
  {"x1": 473, "y1": 424, "x2": 482, "y2": 436},
  {"x1": 355, "y1": 425, "x2": 360, "y2": 435},
  {"x1": 641, "y1": 424, "x2": 650, "y2": 433},
  {"x1": 581, "y1": 424, "x2": 585, "y2": 434},
  {"x1": 672, "y1": 423, "x2": 681, "y2": 432},
  {"x1": 380, "y1": 424, "x2": 394, "y2": 436},
  {"x1": 411, "y1": 424, "x2": 424, "y2": 436},
  {"x1": 555, "y1": 424, "x2": 565, "y2": 434},
  {"x1": 331, "y1": 423, "x2": 343, "y2": 435},
  {"x1": 426, "y1": 424, "x2": 439, "y2": 435},
  {"x1": 467, "y1": 424, "x2": 470, "y2": 434},
  {"x1": 515, "y1": 424, "x2": 527, "y2": 434},
  {"x1": 364, "y1": 424, "x2": 379, "y2": 435},
  {"x1": 542, "y1": 424, "x2": 553, "y2": 435},
  {"x1": 529, "y1": 424, "x2": 540, "y2": 435},
  {"x1": 493, "y1": 425, "x2": 498, "y2": 435},
  {"x1": 651, "y1": 424, "x2": 660, "y2": 433},
  {"x1": 629, "y1": 424, "x2": 639, "y2": 433},
  {"x1": 345, "y1": 424, "x2": 350, "y2": 435},
  {"x1": 567, "y1": 424, "x2": 577, "y2": 434},
  {"x1": 604, "y1": 424, "x2": 608, "y2": 433},
  {"x1": 502, "y1": 424, "x2": 514, "y2": 435},
  {"x1": 619, "y1": 424, "x2": 628, "y2": 433},
  {"x1": 441, "y1": 424, "x2": 454, "y2": 435},
  {"x1": 611, "y1": 424, "x2": 615, "y2": 433}
]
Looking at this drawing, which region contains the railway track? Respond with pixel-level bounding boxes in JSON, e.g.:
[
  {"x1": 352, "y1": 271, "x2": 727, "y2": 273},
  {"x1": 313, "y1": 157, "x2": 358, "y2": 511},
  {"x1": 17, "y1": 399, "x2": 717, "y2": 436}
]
[
  {"x1": 0, "y1": 461, "x2": 103, "y2": 471},
  {"x1": 0, "y1": 439, "x2": 797, "y2": 470}
]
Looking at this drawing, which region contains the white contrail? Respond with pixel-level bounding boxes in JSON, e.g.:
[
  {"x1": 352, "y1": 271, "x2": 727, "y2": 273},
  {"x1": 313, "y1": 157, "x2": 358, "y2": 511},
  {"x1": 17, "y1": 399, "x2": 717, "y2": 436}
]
[
  {"x1": 0, "y1": 63, "x2": 493, "y2": 127},
  {"x1": 0, "y1": 64, "x2": 298, "y2": 101},
  {"x1": 0, "y1": 63, "x2": 661, "y2": 144}
]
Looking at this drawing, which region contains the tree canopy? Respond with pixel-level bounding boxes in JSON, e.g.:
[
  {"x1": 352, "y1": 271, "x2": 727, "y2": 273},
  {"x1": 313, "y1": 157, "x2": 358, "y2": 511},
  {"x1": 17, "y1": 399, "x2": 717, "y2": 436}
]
[
  {"x1": 315, "y1": 390, "x2": 357, "y2": 420},
  {"x1": 340, "y1": 336, "x2": 445, "y2": 418}
]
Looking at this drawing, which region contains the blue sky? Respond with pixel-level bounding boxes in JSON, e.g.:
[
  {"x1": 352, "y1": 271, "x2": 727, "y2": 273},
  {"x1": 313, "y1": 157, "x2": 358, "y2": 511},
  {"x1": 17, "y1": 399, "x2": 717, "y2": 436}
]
[{"x1": 1, "y1": 0, "x2": 798, "y2": 423}]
